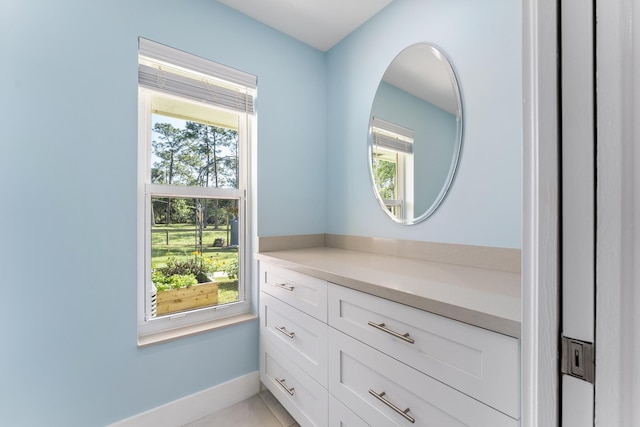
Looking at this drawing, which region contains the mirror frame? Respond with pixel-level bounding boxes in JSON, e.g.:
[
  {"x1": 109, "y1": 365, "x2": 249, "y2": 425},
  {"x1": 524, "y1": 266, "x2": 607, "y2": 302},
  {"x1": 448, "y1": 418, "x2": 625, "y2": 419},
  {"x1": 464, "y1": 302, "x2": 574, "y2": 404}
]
[{"x1": 368, "y1": 43, "x2": 464, "y2": 225}]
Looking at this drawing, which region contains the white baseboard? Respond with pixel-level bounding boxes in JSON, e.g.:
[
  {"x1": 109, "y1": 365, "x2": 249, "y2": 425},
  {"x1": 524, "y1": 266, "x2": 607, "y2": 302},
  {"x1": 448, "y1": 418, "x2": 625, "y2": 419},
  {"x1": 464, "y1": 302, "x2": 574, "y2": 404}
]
[{"x1": 109, "y1": 371, "x2": 260, "y2": 427}]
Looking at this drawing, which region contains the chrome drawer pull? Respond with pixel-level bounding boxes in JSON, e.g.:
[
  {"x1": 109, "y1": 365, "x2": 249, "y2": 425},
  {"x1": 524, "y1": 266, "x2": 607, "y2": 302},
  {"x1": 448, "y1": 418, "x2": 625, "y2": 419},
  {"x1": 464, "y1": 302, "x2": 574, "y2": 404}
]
[
  {"x1": 275, "y1": 377, "x2": 295, "y2": 396},
  {"x1": 275, "y1": 326, "x2": 295, "y2": 338},
  {"x1": 274, "y1": 282, "x2": 295, "y2": 292},
  {"x1": 368, "y1": 389, "x2": 415, "y2": 424},
  {"x1": 367, "y1": 321, "x2": 415, "y2": 344}
]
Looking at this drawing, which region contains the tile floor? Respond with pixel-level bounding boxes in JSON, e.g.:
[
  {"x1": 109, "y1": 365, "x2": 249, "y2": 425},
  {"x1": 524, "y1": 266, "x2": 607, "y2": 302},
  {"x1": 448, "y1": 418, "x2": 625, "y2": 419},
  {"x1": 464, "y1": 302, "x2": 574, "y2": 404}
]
[{"x1": 183, "y1": 389, "x2": 299, "y2": 427}]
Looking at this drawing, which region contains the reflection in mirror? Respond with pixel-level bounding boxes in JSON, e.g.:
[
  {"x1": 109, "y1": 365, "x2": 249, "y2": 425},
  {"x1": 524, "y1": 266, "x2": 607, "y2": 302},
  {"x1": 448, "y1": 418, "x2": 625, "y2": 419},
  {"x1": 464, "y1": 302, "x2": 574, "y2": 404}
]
[{"x1": 369, "y1": 43, "x2": 463, "y2": 224}]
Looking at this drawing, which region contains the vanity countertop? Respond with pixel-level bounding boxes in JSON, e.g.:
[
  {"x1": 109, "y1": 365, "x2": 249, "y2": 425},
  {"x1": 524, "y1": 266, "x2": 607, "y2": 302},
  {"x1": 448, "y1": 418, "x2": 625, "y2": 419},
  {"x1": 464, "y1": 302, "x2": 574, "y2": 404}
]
[{"x1": 256, "y1": 247, "x2": 521, "y2": 338}]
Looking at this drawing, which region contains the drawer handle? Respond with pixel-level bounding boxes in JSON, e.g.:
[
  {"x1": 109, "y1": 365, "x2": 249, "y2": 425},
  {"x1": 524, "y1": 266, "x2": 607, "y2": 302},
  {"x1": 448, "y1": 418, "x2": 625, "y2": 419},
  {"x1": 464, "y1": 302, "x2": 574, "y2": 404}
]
[
  {"x1": 368, "y1": 389, "x2": 415, "y2": 424},
  {"x1": 367, "y1": 321, "x2": 415, "y2": 344},
  {"x1": 274, "y1": 282, "x2": 295, "y2": 292},
  {"x1": 275, "y1": 377, "x2": 295, "y2": 396},
  {"x1": 275, "y1": 326, "x2": 295, "y2": 339}
]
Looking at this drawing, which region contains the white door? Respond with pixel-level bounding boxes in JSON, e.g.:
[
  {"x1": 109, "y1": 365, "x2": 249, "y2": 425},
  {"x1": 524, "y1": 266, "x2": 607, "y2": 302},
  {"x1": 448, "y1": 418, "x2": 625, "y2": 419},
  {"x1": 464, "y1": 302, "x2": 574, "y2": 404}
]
[
  {"x1": 561, "y1": 0, "x2": 596, "y2": 424},
  {"x1": 593, "y1": 0, "x2": 640, "y2": 425}
]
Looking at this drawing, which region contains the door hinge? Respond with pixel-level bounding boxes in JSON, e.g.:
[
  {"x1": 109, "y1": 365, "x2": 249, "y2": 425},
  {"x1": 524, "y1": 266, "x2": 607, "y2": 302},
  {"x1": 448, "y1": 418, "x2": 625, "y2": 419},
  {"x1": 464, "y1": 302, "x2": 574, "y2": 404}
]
[{"x1": 561, "y1": 335, "x2": 595, "y2": 384}]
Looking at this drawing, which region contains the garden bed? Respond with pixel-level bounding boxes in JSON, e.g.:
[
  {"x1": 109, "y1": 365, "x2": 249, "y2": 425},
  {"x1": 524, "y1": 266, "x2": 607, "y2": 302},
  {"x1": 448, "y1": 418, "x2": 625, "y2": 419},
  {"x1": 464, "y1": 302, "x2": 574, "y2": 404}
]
[{"x1": 156, "y1": 281, "x2": 218, "y2": 315}]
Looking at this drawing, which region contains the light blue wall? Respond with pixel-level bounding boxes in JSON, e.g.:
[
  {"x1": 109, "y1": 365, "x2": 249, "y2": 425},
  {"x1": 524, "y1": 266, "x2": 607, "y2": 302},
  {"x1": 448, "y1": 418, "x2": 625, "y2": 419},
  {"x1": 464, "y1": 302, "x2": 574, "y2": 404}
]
[
  {"x1": 1, "y1": 0, "x2": 522, "y2": 425},
  {"x1": 326, "y1": 0, "x2": 522, "y2": 248},
  {"x1": 0, "y1": 0, "x2": 325, "y2": 425}
]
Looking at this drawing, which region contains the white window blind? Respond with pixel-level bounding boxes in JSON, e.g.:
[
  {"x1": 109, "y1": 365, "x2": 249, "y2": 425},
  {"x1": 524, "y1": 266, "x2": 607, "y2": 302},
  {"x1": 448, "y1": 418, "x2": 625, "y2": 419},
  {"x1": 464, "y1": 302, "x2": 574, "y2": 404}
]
[
  {"x1": 371, "y1": 117, "x2": 414, "y2": 154},
  {"x1": 138, "y1": 37, "x2": 256, "y2": 114}
]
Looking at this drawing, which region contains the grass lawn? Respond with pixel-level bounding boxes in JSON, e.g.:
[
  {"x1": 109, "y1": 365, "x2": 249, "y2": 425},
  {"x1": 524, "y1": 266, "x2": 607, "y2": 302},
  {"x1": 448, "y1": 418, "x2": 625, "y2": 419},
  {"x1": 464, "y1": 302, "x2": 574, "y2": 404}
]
[
  {"x1": 152, "y1": 223, "x2": 240, "y2": 304},
  {"x1": 151, "y1": 223, "x2": 237, "y2": 269},
  {"x1": 217, "y1": 278, "x2": 239, "y2": 304}
]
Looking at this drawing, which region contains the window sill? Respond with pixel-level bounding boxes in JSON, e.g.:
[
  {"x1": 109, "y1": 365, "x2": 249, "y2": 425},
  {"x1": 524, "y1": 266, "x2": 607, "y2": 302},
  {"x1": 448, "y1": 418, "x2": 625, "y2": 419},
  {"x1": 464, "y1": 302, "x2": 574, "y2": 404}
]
[{"x1": 137, "y1": 312, "x2": 257, "y2": 347}]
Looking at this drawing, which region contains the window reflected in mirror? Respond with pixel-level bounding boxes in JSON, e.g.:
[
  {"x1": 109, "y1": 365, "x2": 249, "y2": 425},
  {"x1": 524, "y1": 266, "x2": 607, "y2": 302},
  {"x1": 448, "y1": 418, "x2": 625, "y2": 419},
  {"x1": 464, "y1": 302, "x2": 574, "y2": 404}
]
[{"x1": 371, "y1": 118, "x2": 414, "y2": 219}]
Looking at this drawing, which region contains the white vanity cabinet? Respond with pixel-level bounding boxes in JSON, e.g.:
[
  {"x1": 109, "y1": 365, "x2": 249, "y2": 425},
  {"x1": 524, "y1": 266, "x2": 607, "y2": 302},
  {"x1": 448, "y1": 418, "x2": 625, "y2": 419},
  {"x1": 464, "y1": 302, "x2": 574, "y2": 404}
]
[
  {"x1": 329, "y1": 328, "x2": 517, "y2": 427},
  {"x1": 262, "y1": 339, "x2": 329, "y2": 426},
  {"x1": 260, "y1": 263, "x2": 327, "y2": 322},
  {"x1": 328, "y1": 284, "x2": 520, "y2": 419},
  {"x1": 329, "y1": 394, "x2": 369, "y2": 427},
  {"x1": 328, "y1": 284, "x2": 519, "y2": 426},
  {"x1": 259, "y1": 263, "x2": 329, "y2": 427},
  {"x1": 258, "y1": 256, "x2": 521, "y2": 427},
  {"x1": 261, "y1": 291, "x2": 328, "y2": 387}
]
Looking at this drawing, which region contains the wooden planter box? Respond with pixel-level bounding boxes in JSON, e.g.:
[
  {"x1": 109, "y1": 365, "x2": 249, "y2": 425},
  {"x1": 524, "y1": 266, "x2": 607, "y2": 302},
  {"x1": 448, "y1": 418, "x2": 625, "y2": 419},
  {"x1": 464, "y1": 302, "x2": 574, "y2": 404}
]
[{"x1": 156, "y1": 281, "x2": 218, "y2": 316}]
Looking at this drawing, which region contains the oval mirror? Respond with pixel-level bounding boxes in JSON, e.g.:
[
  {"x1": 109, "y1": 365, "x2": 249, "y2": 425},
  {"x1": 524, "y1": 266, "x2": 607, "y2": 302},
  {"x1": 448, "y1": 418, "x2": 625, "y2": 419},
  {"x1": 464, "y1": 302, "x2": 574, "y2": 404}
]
[{"x1": 369, "y1": 43, "x2": 463, "y2": 224}]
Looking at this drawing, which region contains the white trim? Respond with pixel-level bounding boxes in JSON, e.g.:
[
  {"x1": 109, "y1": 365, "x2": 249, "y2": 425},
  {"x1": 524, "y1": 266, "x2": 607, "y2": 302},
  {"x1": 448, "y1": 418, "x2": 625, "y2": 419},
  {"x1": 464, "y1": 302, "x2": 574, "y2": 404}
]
[
  {"x1": 560, "y1": 0, "x2": 596, "y2": 423},
  {"x1": 560, "y1": 0, "x2": 595, "y2": 345},
  {"x1": 108, "y1": 371, "x2": 260, "y2": 427},
  {"x1": 595, "y1": 0, "x2": 640, "y2": 425},
  {"x1": 522, "y1": 0, "x2": 560, "y2": 426},
  {"x1": 138, "y1": 312, "x2": 257, "y2": 347},
  {"x1": 138, "y1": 92, "x2": 153, "y2": 327},
  {"x1": 147, "y1": 183, "x2": 243, "y2": 199},
  {"x1": 139, "y1": 301, "x2": 252, "y2": 337}
]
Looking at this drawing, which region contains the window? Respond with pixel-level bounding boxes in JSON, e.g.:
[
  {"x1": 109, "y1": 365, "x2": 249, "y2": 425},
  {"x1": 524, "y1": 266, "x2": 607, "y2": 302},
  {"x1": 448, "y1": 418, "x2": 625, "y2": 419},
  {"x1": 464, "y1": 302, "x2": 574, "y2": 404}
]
[
  {"x1": 137, "y1": 38, "x2": 256, "y2": 340},
  {"x1": 370, "y1": 118, "x2": 414, "y2": 219},
  {"x1": 372, "y1": 147, "x2": 401, "y2": 216}
]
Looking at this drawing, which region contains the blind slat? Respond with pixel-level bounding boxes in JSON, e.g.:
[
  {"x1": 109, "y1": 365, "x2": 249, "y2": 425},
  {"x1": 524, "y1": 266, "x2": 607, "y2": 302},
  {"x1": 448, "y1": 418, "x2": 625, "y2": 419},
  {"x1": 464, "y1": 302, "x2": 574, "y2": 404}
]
[
  {"x1": 371, "y1": 117, "x2": 414, "y2": 154},
  {"x1": 139, "y1": 37, "x2": 256, "y2": 89},
  {"x1": 138, "y1": 37, "x2": 256, "y2": 114},
  {"x1": 371, "y1": 117, "x2": 414, "y2": 139},
  {"x1": 373, "y1": 133, "x2": 413, "y2": 153},
  {"x1": 139, "y1": 64, "x2": 254, "y2": 114}
]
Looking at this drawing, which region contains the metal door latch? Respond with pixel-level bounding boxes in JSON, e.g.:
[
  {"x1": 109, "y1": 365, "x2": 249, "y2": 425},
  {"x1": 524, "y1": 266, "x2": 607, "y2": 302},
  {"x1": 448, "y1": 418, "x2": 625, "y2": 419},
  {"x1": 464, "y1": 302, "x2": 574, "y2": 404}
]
[{"x1": 561, "y1": 335, "x2": 595, "y2": 384}]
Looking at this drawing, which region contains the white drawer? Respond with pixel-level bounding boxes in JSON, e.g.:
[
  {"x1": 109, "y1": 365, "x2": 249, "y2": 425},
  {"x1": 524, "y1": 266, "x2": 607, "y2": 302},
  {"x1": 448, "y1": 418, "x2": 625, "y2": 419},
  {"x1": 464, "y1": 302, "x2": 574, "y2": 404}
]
[
  {"x1": 328, "y1": 283, "x2": 520, "y2": 419},
  {"x1": 329, "y1": 328, "x2": 518, "y2": 427},
  {"x1": 329, "y1": 394, "x2": 369, "y2": 427},
  {"x1": 260, "y1": 263, "x2": 328, "y2": 322},
  {"x1": 260, "y1": 291, "x2": 328, "y2": 387},
  {"x1": 261, "y1": 338, "x2": 328, "y2": 427}
]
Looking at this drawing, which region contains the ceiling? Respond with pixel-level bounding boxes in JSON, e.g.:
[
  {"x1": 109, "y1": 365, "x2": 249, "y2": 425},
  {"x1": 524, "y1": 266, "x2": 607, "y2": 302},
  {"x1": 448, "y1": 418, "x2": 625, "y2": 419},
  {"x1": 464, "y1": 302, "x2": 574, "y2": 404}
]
[
  {"x1": 217, "y1": 0, "x2": 394, "y2": 51},
  {"x1": 382, "y1": 45, "x2": 460, "y2": 116},
  {"x1": 218, "y1": 0, "x2": 458, "y2": 116}
]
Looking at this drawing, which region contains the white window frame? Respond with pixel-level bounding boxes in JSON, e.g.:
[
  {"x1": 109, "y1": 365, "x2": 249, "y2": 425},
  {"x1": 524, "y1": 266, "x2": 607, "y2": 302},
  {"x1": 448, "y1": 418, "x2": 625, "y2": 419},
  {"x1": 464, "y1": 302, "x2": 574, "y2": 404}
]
[
  {"x1": 136, "y1": 38, "x2": 256, "y2": 343},
  {"x1": 370, "y1": 118, "x2": 415, "y2": 220}
]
